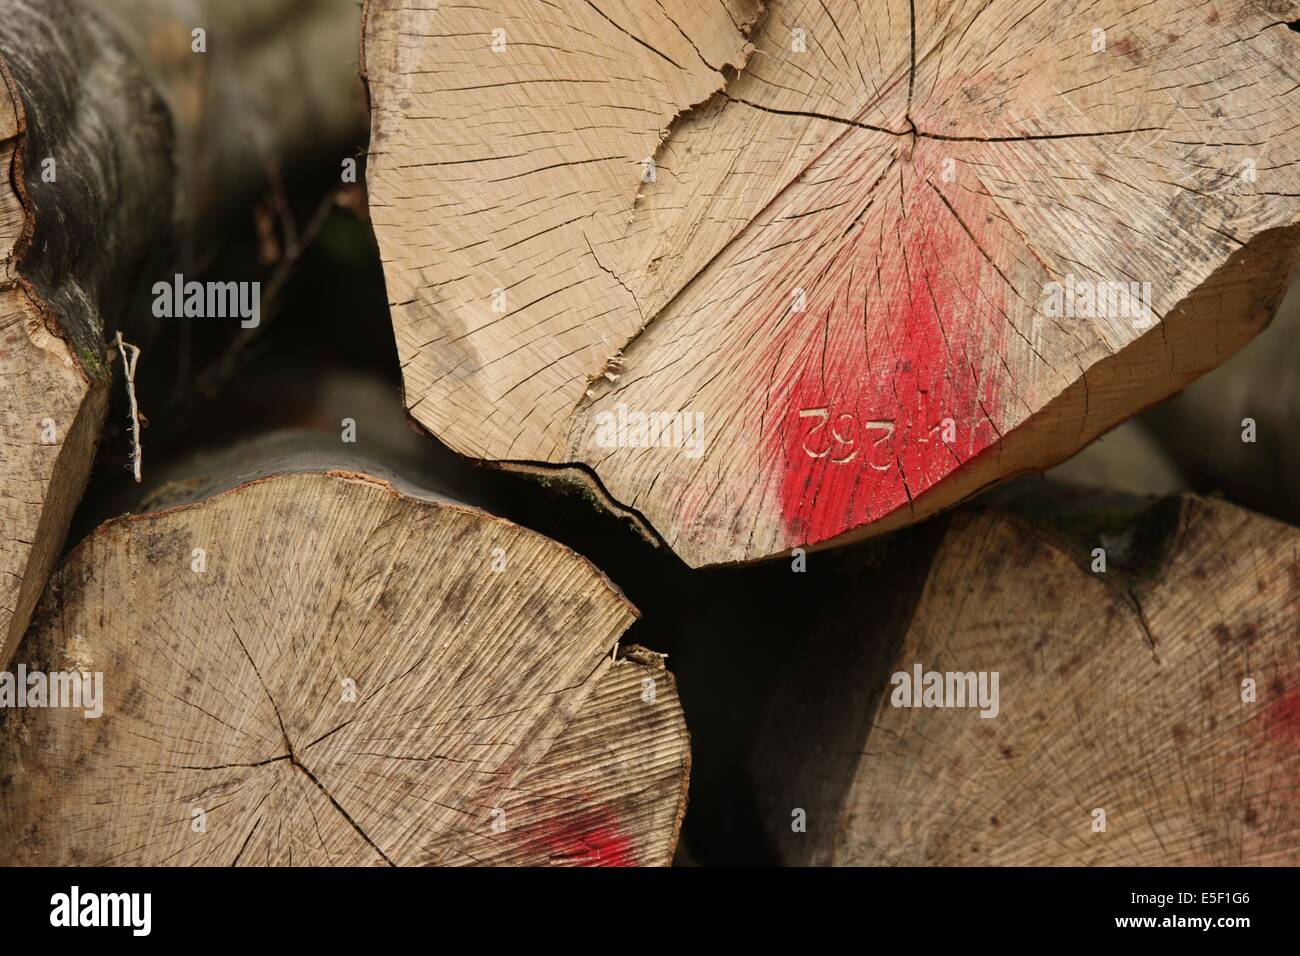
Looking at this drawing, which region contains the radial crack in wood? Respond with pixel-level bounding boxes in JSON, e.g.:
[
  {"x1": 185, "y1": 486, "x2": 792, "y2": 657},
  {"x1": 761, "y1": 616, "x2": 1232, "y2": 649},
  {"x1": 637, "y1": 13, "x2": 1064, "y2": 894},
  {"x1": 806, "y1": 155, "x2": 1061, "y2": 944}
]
[
  {"x1": 0, "y1": 455, "x2": 688, "y2": 866},
  {"x1": 364, "y1": 0, "x2": 1300, "y2": 566}
]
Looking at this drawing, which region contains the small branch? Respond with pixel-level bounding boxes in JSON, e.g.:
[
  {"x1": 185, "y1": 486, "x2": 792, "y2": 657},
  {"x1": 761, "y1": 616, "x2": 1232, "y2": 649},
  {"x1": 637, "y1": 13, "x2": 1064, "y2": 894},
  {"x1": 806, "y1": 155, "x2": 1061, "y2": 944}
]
[
  {"x1": 264, "y1": 187, "x2": 337, "y2": 305},
  {"x1": 114, "y1": 331, "x2": 143, "y2": 483},
  {"x1": 187, "y1": 184, "x2": 341, "y2": 403}
]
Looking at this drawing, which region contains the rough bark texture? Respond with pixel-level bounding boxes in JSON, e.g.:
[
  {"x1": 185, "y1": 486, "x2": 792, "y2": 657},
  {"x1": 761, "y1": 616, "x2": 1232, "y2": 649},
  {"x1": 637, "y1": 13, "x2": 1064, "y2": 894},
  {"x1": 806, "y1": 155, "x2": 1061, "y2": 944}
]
[
  {"x1": 0, "y1": 436, "x2": 689, "y2": 866},
  {"x1": 751, "y1": 487, "x2": 1300, "y2": 865},
  {"x1": 0, "y1": 0, "x2": 173, "y2": 672},
  {"x1": 363, "y1": 0, "x2": 1300, "y2": 568},
  {"x1": 0, "y1": 0, "x2": 365, "y2": 671}
]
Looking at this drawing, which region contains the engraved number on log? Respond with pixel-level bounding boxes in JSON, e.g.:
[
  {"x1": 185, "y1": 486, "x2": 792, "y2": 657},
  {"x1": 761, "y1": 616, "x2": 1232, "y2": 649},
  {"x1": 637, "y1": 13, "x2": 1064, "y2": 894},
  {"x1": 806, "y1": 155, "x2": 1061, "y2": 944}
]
[{"x1": 797, "y1": 408, "x2": 894, "y2": 470}]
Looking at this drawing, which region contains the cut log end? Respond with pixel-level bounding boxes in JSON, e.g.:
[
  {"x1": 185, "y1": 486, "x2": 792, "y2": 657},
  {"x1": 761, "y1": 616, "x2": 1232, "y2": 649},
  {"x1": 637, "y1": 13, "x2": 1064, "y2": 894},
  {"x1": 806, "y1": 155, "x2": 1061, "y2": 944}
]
[
  {"x1": 364, "y1": 0, "x2": 1300, "y2": 567},
  {"x1": 752, "y1": 490, "x2": 1300, "y2": 866},
  {"x1": 0, "y1": 461, "x2": 688, "y2": 866}
]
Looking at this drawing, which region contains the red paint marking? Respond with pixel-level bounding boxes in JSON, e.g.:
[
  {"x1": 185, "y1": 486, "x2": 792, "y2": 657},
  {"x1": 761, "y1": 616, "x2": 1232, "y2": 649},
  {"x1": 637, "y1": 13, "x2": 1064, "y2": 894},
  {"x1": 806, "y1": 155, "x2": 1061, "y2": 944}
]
[
  {"x1": 531, "y1": 806, "x2": 637, "y2": 867},
  {"x1": 1256, "y1": 676, "x2": 1300, "y2": 790},
  {"x1": 759, "y1": 139, "x2": 1008, "y2": 546},
  {"x1": 1263, "y1": 683, "x2": 1300, "y2": 747}
]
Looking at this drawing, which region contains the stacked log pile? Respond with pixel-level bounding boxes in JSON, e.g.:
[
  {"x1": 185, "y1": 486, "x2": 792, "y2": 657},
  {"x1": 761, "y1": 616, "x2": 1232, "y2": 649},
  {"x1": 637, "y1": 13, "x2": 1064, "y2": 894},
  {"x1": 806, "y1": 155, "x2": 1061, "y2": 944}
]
[{"x1": 0, "y1": 0, "x2": 1296, "y2": 867}]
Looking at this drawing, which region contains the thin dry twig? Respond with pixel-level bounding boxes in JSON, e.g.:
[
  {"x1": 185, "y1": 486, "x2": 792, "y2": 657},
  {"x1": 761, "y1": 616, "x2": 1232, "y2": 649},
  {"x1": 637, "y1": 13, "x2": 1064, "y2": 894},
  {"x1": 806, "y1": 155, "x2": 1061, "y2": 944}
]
[{"x1": 115, "y1": 330, "x2": 143, "y2": 483}]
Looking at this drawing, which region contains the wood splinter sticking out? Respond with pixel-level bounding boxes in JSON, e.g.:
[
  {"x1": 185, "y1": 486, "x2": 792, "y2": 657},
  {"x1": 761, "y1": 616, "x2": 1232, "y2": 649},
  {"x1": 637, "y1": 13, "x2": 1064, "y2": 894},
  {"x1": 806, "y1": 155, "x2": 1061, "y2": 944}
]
[
  {"x1": 0, "y1": 435, "x2": 689, "y2": 866},
  {"x1": 113, "y1": 331, "x2": 143, "y2": 483}
]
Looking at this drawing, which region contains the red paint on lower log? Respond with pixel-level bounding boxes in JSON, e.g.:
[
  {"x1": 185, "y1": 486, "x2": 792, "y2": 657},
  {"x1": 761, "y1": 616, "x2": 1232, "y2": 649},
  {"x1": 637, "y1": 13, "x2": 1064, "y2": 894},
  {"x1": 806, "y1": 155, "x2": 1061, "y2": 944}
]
[
  {"x1": 762, "y1": 140, "x2": 1008, "y2": 545},
  {"x1": 1264, "y1": 682, "x2": 1300, "y2": 746},
  {"x1": 534, "y1": 807, "x2": 637, "y2": 866},
  {"x1": 1257, "y1": 678, "x2": 1300, "y2": 790}
]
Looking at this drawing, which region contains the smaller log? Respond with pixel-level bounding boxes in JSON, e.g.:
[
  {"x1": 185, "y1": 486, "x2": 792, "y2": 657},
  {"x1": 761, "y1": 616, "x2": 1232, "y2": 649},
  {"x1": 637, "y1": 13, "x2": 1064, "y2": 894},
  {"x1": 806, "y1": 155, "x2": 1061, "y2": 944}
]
[
  {"x1": 0, "y1": 434, "x2": 688, "y2": 866},
  {"x1": 749, "y1": 485, "x2": 1299, "y2": 865}
]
